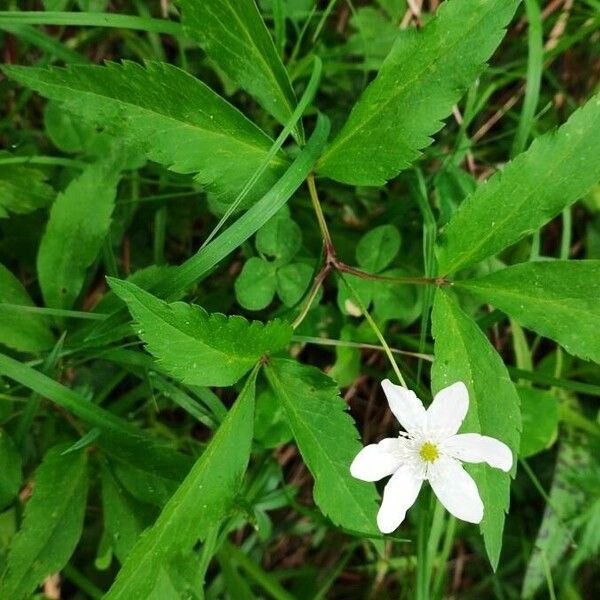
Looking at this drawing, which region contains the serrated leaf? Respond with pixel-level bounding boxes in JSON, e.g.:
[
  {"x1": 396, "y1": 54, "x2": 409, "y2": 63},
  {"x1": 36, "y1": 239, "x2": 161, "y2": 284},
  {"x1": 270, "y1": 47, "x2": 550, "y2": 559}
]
[
  {"x1": 431, "y1": 288, "x2": 521, "y2": 569},
  {"x1": 0, "y1": 263, "x2": 54, "y2": 353},
  {"x1": 0, "y1": 432, "x2": 22, "y2": 511},
  {"x1": 265, "y1": 358, "x2": 380, "y2": 536},
  {"x1": 456, "y1": 260, "x2": 600, "y2": 364},
  {"x1": 104, "y1": 372, "x2": 257, "y2": 600},
  {"x1": 0, "y1": 445, "x2": 88, "y2": 599},
  {"x1": 316, "y1": 0, "x2": 518, "y2": 185},
  {"x1": 356, "y1": 224, "x2": 401, "y2": 273},
  {"x1": 0, "y1": 152, "x2": 54, "y2": 218},
  {"x1": 437, "y1": 94, "x2": 600, "y2": 274},
  {"x1": 3, "y1": 61, "x2": 288, "y2": 202},
  {"x1": 37, "y1": 159, "x2": 120, "y2": 309},
  {"x1": 181, "y1": 0, "x2": 301, "y2": 140},
  {"x1": 235, "y1": 257, "x2": 277, "y2": 310},
  {"x1": 518, "y1": 387, "x2": 558, "y2": 458},
  {"x1": 109, "y1": 278, "x2": 292, "y2": 386}
]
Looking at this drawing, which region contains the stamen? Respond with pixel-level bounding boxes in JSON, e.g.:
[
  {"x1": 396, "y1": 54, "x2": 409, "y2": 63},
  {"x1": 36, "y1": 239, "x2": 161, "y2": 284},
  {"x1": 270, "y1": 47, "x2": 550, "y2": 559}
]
[{"x1": 419, "y1": 442, "x2": 439, "y2": 463}]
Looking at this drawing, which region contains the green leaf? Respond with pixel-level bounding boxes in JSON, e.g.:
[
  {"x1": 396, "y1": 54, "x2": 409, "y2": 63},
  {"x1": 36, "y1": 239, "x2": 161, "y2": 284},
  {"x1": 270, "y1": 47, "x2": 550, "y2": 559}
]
[
  {"x1": 265, "y1": 358, "x2": 380, "y2": 536},
  {"x1": 437, "y1": 94, "x2": 600, "y2": 274},
  {"x1": 37, "y1": 159, "x2": 120, "y2": 310},
  {"x1": 0, "y1": 432, "x2": 22, "y2": 511},
  {"x1": 109, "y1": 278, "x2": 292, "y2": 387},
  {"x1": 356, "y1": 224, "x2": 401, "y2": 273},
  {"x1": 256, "y1": 215, "x2": 302, "y2": 262},
  {"x1": 456, "y1": 260, "x2": 600, "y2": 363},
  {"x1": 518, "y1": 387, "x2": 558, "y2": 458},
  {"x1": 2, "y1": 61, "x2": 287, "y2": 202},
  {"x1": 316, "y1": 0, "x2": 518, "y2": 185},
  {"x1": 0, "y1": 263, "x2": 54, "y2": 353},
  {"x1": 522, "y1": 432, "x2": 592, "y2": 598},
  {"x1": 0, "y1": 352, "x2": 192, "y2": 486},
  {"x1": 372, "y1": 268, "x2": 421, "y2": 325},
  {"x1": 235, "y1": 257, "x2": 277, "y2": 311},
  {"x1": 104, "y1": 371, "x2": 257, "y2": 600},
  {"x1": 100, "y1": 465, "x2": 156, "y2": 563},
  {"x1": 276, "y1": 262, "x2": 313, "y2": 307},
  {"x1": 0, "y1": 152, "x2": 54, "y2": 218},
  {"x1": 0, "y1": 445, "x2": 89, "y2": 599},
  {"x1": 431, "y1": 289, "x2": 521, "y2": 569},
  {"x1": 181, "y1": 0, "x2": 301, "y2": 140}
]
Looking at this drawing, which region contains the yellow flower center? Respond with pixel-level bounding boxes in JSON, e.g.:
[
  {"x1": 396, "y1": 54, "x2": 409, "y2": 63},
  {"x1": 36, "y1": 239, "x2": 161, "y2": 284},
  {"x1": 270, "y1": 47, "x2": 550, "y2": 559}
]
[{"x1": 419, "y1": 442, "x2": 439, "y2": 463}]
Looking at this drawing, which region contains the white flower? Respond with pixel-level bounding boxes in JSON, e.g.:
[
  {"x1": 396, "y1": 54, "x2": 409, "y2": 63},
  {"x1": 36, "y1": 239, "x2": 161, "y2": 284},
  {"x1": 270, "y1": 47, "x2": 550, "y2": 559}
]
[{"x1": 350, "y1": 380, "x2": 513, "y2": 533}]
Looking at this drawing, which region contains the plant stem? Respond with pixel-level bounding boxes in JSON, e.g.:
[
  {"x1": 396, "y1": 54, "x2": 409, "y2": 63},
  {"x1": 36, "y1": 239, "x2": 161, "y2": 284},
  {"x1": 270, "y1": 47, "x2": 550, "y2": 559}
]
[
  {"x1": 337, "y1": 262, "x2": 445, "y2": 286},
  {"x1": 415, "y1": 494, "x2": 431, "y2": 600},
  {"x1": 292, "y1": 264, "x2": 330, "y2": 329},
  {"x1": 340, "y1": 273, "x2": 407, "y2": 387},
  {"x1": 307, "y1": 173, "x2": 334, "y2": 254}
]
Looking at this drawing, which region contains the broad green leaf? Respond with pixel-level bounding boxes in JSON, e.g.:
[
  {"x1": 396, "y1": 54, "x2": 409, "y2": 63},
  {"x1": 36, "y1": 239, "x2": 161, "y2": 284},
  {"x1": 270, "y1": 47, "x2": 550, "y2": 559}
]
[
  {"x1": 256, "y1": 215, "x2": 302, "y2": 262},
  {"x1": 518, "y1": 387, "x2": 558, "y2": 458},
  {"x1": 431, "y1": 289, "x2": 521, "y2": 569},
  {"x1": 0, "y1": 432, "x2": 22, "y2": 511},
  {"x1": 235, "y1": 257, "x2": 277, "y2": 310},
  {"x1": 316, "y1": 0, "x2": 518, "y2": 185},
  {"x1": 437, "y1": 94, "x2": 600, "y2": 274},
  {"x1": 0, "y1": 152, "x2": 54, "y2": 218},
  {"x1": 181, "y1": 0, "x2": 301, "y2": 140},
  {"x1": 456, "y1": 260, "x2": 600, "y2": 363},
  {"x1": 522, "y1": 432, "x2": 592, "y2": 598},
  {"x1": 44, "y1": 100, "x2": 96, "y2": 153},
  {"x1": 265, "y1": 358, "x2": 380, "y2": 536},
  {"x1": 356, "y1": 224, "x2": 401, "y2": 273},
  {"x1": 3, "y1": 61, "x2": 288, "y2": 202},
  {"x1": 37, "y1": 159, "x2": 120, "y2": 310},
  {"x1": 0, "y1": 445, "x2": 88, "y2": 599},
  {"x1": 100, "y1": 465, "x2": 156, "y2": 563},
  {"x1": 104, "y1": 371, "x2": 257, "y2": 600},
  {"x1": 109, "y1": 278, "x2": 292, "y2": 386},
  {"x1": 0, "y1": 263, "x2": 54, "y2": 353},
  {"x1": 254, "y1": 388, "x2": 292, "y2": 449},
  {"x1": 276, "y1": 262, "x2": 313, "y2": 307},
  {"x1": 372, "y1": 268, "x2": 421, "y2": 325}
]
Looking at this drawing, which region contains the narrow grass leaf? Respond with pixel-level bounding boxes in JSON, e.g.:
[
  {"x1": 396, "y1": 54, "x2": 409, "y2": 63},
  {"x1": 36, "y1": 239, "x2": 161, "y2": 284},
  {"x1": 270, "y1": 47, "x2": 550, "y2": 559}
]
[
  {"x1": 265, "y1": 358, "x2": 380, "y2": 536},
  {"x1": 522, "y1": 433, "x2": 592, "y2": 598},
  {"x1": 431, "y1": 289, "x2": 521, "y2": 569},
  {"x1": 0, "y1": 352, "x2": 191, "y2": 483}
]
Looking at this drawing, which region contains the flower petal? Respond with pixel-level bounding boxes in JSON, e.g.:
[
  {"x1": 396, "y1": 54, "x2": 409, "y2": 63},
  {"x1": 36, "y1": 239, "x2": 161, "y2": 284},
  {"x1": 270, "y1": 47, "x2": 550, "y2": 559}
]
[
  {"x1": 428, "y1": 457, "x2": 483, "y2": 523},
  {"x1": 442, "y1": 433, "x2": 513, "y2": 472},
  {"x1": 381, "y1": 379, "x2": 426, "y2": 433},
  {"x1": 426, "y1": 381, "x2": 469, "y2": 436},
  {"x1": 377, "y1": 466, "x2": 422, "y2": 533},
  {"x1": 350, "y1": 438, "x2": 404, "y2": 482}
]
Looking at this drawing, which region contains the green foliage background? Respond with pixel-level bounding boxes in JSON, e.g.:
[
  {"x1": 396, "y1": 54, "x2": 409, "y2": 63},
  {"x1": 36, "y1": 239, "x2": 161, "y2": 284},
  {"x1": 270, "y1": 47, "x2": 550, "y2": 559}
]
[{"x1": 0, "y1": 0, "x2": 600, "y2": 598}]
